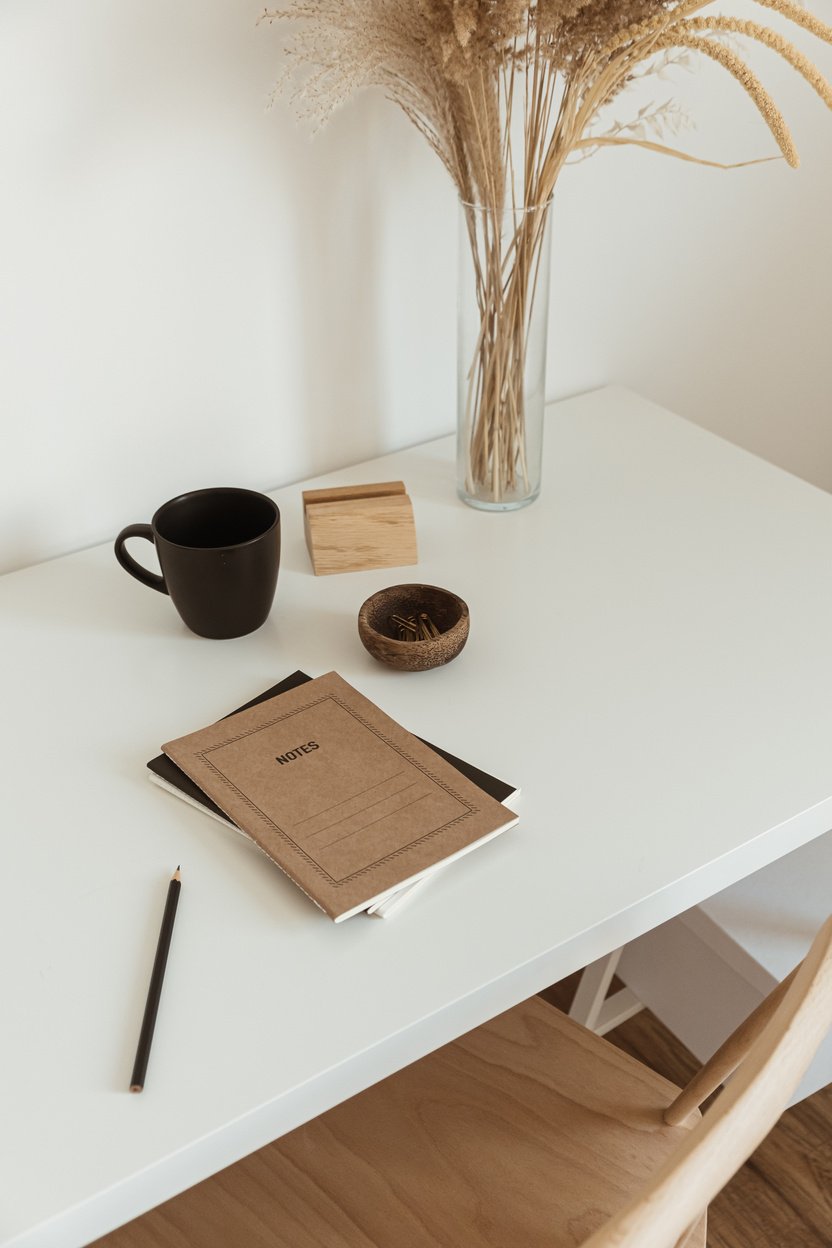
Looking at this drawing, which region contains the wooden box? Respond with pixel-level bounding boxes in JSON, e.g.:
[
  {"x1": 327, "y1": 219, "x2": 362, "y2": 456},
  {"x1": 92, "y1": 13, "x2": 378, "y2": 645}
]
[{"x1": 302, "y1": 481, "x2": 418, "y2": 576}]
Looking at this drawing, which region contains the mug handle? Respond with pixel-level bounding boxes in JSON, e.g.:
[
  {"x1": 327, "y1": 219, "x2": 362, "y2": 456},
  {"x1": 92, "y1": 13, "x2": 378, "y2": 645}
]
[{"x1": 114, "y1": 524, "x2": 168, "y2": 594}]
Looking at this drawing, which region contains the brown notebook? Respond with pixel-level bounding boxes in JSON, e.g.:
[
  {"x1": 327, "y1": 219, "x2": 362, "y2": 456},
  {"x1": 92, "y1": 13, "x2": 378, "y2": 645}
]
[{"x1": 162, "y1": 671, "x2": 517, "y2": 921}]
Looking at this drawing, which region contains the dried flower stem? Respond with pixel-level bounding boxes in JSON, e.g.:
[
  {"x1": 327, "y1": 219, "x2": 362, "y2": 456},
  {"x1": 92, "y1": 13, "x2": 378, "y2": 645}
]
[
  {"x1": 654, "y1": 32, "x2": 799, "y2": 164},
  {"x1": 270, "y1": 0, "x2": 832, "y2": 503},
  {"x1": 685, "y1": 18, "x2": 832, "y2": 108}
]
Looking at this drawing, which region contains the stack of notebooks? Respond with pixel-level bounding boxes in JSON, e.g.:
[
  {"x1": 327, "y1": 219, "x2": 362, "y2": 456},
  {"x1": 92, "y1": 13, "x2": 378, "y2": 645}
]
[{"x1": 148, "y1": 671, "x2": 519, "y2": 921}]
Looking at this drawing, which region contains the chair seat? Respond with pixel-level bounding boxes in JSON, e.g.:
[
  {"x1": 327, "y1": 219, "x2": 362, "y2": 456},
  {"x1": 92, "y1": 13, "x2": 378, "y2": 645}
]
[{"x1": 97, "y1": 998, "x2": 705, "y2": 1248}]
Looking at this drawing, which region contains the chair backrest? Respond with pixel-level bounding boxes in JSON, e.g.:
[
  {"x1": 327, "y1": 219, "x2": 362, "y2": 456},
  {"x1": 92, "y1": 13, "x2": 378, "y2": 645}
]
[{"x1": 581, "y1": 913, "x2": 832, "y2": 1248}]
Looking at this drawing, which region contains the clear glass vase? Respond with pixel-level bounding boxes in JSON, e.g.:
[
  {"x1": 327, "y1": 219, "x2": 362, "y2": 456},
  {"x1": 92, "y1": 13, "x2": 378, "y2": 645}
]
[{"x1": 457, "y1": 198, "x2": 553, "y2": 511}]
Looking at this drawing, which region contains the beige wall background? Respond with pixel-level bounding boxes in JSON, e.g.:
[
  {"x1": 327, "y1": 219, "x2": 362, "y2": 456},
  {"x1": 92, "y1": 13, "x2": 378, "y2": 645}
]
[{"x1": 1, "y1": 0, "x2": 830, "y2": 573}]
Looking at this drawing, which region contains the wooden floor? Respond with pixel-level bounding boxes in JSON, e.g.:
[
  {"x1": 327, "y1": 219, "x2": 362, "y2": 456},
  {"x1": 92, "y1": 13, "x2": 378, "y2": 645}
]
[{"x1": 540, "y1": 976, "x2": 832, "y2": 1248}]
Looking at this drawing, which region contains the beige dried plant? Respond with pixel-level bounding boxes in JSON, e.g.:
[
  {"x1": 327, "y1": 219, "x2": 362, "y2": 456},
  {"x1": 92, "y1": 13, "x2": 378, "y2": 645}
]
[{"x1": 266, "y1": 0, "x2": 832, "y2": 503}]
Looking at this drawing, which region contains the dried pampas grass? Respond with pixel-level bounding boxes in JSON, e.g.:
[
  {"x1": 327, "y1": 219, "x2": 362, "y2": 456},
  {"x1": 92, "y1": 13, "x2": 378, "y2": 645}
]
[{"x1": 265, "y1": 0, "x2": 832, "y2": 503}]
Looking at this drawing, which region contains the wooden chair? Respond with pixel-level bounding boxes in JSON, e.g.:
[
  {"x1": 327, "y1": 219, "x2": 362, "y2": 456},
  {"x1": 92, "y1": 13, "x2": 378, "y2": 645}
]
[
  {"x1": 595, "y1": 829, "x2": 832, "y2": 1106},
  {"x1": 96, "y1": 916, "x2": 832, "y2": 1248}
]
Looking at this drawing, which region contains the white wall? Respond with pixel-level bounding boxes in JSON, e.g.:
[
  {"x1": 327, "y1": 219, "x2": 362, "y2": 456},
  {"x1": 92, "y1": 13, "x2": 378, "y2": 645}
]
[{"x1": 2, "y1": 0, "x2": 830, "y2": 574}]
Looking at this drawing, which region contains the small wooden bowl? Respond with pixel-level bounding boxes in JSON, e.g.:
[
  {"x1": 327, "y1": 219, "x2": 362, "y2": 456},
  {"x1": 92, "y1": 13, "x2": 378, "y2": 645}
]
[{"x1": 358, "y1": 584, "x2": 470, "y2": 672}]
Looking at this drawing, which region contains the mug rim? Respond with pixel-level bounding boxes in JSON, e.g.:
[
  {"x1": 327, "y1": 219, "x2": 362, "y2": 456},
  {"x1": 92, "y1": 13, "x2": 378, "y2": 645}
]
[{"x1": 152, "y1": 487, "x2": 280, "y2": 551}]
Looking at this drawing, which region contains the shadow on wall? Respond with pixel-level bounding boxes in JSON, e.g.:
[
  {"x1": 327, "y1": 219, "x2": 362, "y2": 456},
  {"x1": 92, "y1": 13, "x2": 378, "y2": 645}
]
[{"x1": 281, "y1": 96, "x2": 393, "y2": 474}]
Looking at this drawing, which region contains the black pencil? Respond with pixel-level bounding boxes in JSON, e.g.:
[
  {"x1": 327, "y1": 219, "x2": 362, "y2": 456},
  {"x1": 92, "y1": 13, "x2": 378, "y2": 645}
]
[{"x1": 130, "y1": 867, "x2": 181, "y2": 1093}]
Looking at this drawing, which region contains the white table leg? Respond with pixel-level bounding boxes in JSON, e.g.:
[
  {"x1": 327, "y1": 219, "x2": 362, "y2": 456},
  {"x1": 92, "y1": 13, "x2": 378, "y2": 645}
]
[{"x1": 568, "y1": 949, "x2": 644, "y2": 1036}]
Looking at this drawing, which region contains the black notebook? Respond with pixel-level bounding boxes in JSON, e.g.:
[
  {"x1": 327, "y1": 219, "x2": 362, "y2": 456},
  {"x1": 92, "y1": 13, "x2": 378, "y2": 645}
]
[{"x1": 147, "y1": 671, "x2": 517, "y2": 917}]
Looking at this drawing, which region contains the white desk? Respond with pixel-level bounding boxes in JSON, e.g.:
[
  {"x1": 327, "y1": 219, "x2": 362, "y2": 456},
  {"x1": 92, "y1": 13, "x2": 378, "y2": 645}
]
[{"x1": 4, "y1": 387, "x2": 832, "y2": 1247}]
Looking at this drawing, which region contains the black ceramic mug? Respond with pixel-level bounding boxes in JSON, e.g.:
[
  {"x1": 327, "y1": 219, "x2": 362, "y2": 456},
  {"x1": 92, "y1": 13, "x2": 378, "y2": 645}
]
[{"x1": 114, "y1": 487, "x2": 281, "y2": 639}]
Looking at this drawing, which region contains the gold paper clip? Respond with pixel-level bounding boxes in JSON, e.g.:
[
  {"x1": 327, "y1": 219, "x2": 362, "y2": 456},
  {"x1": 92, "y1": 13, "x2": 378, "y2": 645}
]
[
  {"x1": 418, "y1": 612, "x2": 440, "y2": 640},
  {"x1": 390, "y1": 613, "x2": 419, "y2": 641}
]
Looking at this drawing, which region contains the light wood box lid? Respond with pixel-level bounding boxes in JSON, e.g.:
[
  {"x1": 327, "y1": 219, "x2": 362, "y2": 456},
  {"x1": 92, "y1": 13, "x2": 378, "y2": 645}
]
[{"x1": 302, "y1": 481, "x2": 418, "y2": 576}]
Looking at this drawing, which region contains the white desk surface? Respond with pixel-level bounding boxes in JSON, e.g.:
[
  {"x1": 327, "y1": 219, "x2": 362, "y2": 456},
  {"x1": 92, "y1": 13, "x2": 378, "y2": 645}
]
[{"x1": 4, "y1": 386, "x2": 832, "y2": 1247}]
